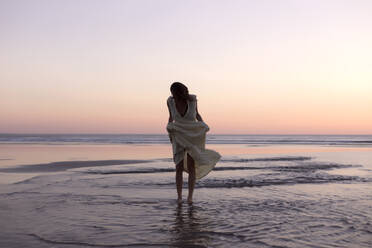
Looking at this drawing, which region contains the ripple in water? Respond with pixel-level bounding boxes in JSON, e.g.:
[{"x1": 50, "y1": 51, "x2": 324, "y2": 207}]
[{"x1": 0, "y1": 155, "x2": 371, "y2": 247}]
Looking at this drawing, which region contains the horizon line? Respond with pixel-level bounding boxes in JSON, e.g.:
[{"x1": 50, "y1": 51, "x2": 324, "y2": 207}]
[{"x1": 1, "y1": 133, "x2": 372, "y2": 136}]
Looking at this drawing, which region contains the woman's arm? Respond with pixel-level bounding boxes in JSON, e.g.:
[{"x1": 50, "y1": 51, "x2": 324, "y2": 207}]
[
  {"x1": 167, "y1": 100, "x2": 173, "y2": 123},
  {"x1": 195, "y1": 100, "x2": 203, "y2": 122},
  {"x1": 167, "y1": 100, "x2": 173, "y2": 143}
]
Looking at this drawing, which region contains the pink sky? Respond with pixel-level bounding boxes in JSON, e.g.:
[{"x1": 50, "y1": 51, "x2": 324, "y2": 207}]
[{"x1": 1, "y1": 0, "x2": 371, "y2": 134}]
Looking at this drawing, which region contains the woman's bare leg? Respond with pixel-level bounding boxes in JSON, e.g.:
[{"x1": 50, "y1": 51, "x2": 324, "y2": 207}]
[
  {"x1": 187, "y1": 154, "x2": 195, "y2": 204},
  {"x1": 176, "y1": 161, "x2": 183, "y2": 203}
]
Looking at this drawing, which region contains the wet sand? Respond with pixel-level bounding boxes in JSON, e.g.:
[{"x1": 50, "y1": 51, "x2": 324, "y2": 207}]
[{"x1": 0, "y1": 143, "x2": 371, "y2": 247}]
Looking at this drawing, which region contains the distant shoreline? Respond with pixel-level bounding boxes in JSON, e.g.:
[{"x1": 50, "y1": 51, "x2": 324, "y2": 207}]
[{"x1": 1, "y1": 134, "x2": 372, "y2": 146}]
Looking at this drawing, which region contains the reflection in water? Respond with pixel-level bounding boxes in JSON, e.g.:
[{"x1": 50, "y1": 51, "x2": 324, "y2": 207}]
[{"x1": 170, "y1": 204, "x2": 211, "y2": 248}]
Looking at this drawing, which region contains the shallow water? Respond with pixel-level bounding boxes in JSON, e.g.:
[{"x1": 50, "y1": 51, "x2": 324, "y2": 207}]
[{"x1": 0, "y1": 143, "x2": 372, "y2": 247}]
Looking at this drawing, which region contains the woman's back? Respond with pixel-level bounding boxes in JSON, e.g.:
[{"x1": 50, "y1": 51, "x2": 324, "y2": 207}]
[{"x1": 167, "y1": 94, "x2": 197, "y2": 122}]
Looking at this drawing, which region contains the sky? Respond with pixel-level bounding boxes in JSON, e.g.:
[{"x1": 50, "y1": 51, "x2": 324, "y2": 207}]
[{"x1": 1, "y1": 0, "x2": 371, "y2": 134}]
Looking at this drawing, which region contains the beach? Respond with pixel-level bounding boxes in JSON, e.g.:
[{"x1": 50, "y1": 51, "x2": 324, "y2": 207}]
[
  {"x1": 2, "y1": 0, "x2": 372, "y2": 246},
  {"x1": 0, "y1": 134, "x2": 371, "y2": 247}
]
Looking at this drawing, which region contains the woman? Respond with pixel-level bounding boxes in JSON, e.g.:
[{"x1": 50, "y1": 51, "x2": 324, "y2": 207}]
[{"x1": 166, "y1": 82, "x2": 221, "y2": 204}]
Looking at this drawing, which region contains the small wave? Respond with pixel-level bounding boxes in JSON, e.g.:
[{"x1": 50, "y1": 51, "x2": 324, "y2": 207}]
[
  {"x1": 0, "y1": 159, "x2": 153, "y2": 173},
  {"x1": 215, "y1": 162, "x2": 355, "y2": 173},
  {"x1": 267, "y1": 162, "x2": 357, "y2": 172},
  {"x1": 84, "y1": 162, "x2": 355, "y2": 175},
  {"x1": 155, "y1": 158, "x2": 174, "y2": 162},
  {"x1": 196, "y1": 174, "x2": 365, "y2": 188},
  {"x1": 221, "y1": 156, "x2": 312, "y2": 163},
  {"x1": 87, "y1": 168, "x2": 175, "y2": 175},
  {"x1": 28, "y1": 233, "x2": 166, "y2": 247},
  {"x1": 113, "y1": 172, "x2": 368, "y2": 188}
]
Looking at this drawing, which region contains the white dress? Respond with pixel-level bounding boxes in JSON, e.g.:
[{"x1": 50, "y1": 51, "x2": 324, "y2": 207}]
[{"x1": 166, "y1": 94, "x2": 221, "y2": 180}]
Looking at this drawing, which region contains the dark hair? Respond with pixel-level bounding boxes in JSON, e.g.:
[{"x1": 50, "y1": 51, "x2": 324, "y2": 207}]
[{"x1": 170, "y1": 82, "x2": 189, "y2": 101}]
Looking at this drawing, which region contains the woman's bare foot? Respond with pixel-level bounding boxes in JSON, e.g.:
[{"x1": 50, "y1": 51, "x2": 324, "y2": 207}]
[{"x1": 187, "y1": 196, "x2": 193, "y2": 204}]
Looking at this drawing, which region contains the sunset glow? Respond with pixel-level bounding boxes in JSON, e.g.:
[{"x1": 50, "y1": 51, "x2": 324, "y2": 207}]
[{"x1": 1, "y1": 0, "x2": 371, "y2": 134}]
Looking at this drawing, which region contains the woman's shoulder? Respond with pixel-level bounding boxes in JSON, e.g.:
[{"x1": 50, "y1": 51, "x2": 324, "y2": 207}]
[
  {"x1": 168, "y1": 95, "x2": 196, "y2": 102},
  {"x1": 189, "y1": 94, "x2": 197, "y2": 101}
]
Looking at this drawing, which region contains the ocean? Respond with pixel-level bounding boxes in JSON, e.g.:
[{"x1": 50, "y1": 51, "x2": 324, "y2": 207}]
[
  {"x1": 0, "y1": 134, "x2": 371, "y2": 247},
  {"x1": 1, "y1": 133, "x2": 372, "y2": 145}
]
